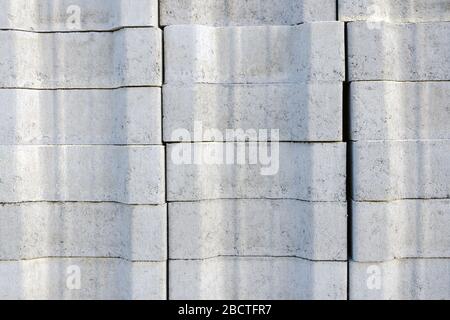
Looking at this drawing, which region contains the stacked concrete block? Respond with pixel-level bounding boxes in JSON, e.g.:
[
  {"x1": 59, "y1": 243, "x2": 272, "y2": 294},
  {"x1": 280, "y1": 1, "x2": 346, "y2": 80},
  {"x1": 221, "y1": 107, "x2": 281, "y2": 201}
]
[
  {"x1": 342, "y1": 0, "x2": 450, "y2": 300},
  {"x1": 339, "y1": 0, "x2": 450, "y2": 23},
  {"x1": 0, "y1": 0, "x2": 159, "y2": 31},
  {"x1": 160, "y1": 0, "x2": 337, "y2": 26},
  {"x1": 162, "y1": 1, "x2": 347, "y2": 300},
  {"x1": 0, "y1": 0, "x2": 165, "y2": 299}
]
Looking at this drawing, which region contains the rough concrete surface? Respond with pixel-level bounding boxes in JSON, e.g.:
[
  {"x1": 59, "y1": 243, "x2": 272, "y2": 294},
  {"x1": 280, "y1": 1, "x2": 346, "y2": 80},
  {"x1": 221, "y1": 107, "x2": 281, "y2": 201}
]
[
  {"x1": 0, "y1": 28, "x2": 162, "y2": 88},
  {"x1": 0, "y1": 146, "x2": 165, "y2": 204},
  {"x1": 164, "y1": 23, "x2": 345, "y2": 84},
  {"x1": 0, "y1": 202, "x2": 167, "y2": 261},
  {"x1": 350, "y1": 81, "x2": 450, "y2": 140},
  {"x1": 350, "y1": 259, "x2": 450, "y2": 300},
  {"x1": 167, "y1": 142, "x2": 346, "y2": 202},
  {"x1": 161, "y1": 0, "x2": 337, "y2": 26},
  {"x1": 348, "y1": 21, "x2": 450, "y2": 80},
  {"x1": 0, "y1": 0, "x2": 159, "y2": 31},
  {"x1": 0, "y1": 258, "x2": 166, "y2": 300},
  {"x1": 1, "y1": 0, "x2": 449, "y2": 301},
  {"x1": 352, "y1": 140, "x2": 450, "y2": 201},
  {"x1": 170, "y1": 257, "x2": 347, "y2": 300},
  {"x1": 352, "y1": 200, "x2": 450, "y2": 262},
  {"x1": 0, "y1": 88, "x2": 162, "y2": 145},
  {"x1": 339, "y1": 0, "x2": 450, "y2": 23},
  {"x1": 163, "y1": 83, "x2": 342, "y2": 142},
  {"x1": 169, "y1": 199, "x2": 347, "y2": 261}
]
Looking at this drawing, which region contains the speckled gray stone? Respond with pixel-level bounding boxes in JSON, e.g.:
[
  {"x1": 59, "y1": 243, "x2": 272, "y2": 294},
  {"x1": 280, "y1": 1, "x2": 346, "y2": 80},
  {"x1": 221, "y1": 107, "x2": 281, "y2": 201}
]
[
  {"x1": 169, "y1": 199, "x2": 347, "y2": 261},
  {"x1": 0, "y1": 146, "x2": 165, "y2": 204},
  {"x1": 0, "y1": 88, "x2": 162, "y2": 145},
  {"x1": 352, "y1": 140, "x2": 450, "y2": 201},
  {"x1": 164, "y1": 23, "x2": 345, "y2": 84},
  {"x1": 0, "y1": 0, "x2": 159, "y2": 31},
  {"x1": 163, "y1": 83, "x2": 342, "y2": 142},
  {"x1": 170, "y1": 257, "x2": 347, "y2": 300},
  {"x1": 339, "y1": 0, "x2": 450, "y2": 23},
  {"x1": 0, "y1": 202, "x2": 167, "y2": 261},
  {"x1": 0, "y1": 258, "x2": 166, "y2": 300},
  {"x1": 350, "y1": 81, "x2": 450, "y2": 140},
  {"x1": 0, "y1": 28, "x2": 162, "y2": 88},
  {"x1": 352, "y1": 200, "x2": 450, "y2": 262},
  {"x1": 348, "y1": 21, "x2": 450, "y2": 80},
  {"x1": 167, "y1": 142, "x2": 346, "y2": 202},
  {"x1": 161, "y1": 0, "x2": 336, "y2": 26},
  {"x1": 350, "y1": 259, "x2": 450, "y2": 300}
]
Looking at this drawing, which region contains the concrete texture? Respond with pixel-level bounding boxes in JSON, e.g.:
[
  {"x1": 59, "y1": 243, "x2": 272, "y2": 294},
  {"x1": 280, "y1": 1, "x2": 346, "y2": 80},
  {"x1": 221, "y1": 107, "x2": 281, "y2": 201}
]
[
  {"x1": 350, "y1": 81, "x2": 450, "y2": 140},
  {"x1": 0, "y1": 0, "x2": 159, "y2": 31},
  {"x1": 346, "y1": 3, "x2": 450, "y2": 301},
  {"x1": 352, "y1": 140, "x2": 450, "y2": 201},
  {"x1": 164, "y1": 23, "x2": 345, "y2": 84},
  {"x1": 1, "y1": 0, "x2": 448, "y2": 301},
  {"x1": 0, "y1": 202, "x2": 167, "y2": 261},
  {"x1": 350, "y1": 259, "x2": 450, "y2": 300},
  {"x1": 162, "y1": 7, "x2": 348, "y2": 302},
  {"x1": 167, "y1": 142, "x2": 346, "y2": 202},
  {"x1": 170, "y1": 257, "x2": 347, "y2": 300},
  {"x1": 339, "y1": 0, "x2": 450, "y2": 22},
  {"x1": 347, "y1": 21, "x2": 450, "y2": 80},
  {"x1": 0, "y1": 28, "x2": 162, "y2": 88},
  {"x1": 352, "y1": 200, "x2": 450, "y2": 262},
  {"x1": 0, "y1": 146, "x2": 165, "y2": 204},
  {"x1": 0, "y1": 88, "x2": 162, "y2": 145},
  {"x1": 0, "y1": 258, "x2": 166, "y2": 300},
  {"x1": 160, "y1": 0, "x2": 336, "y2": 26},
  {"x1": 169, "y1": 199, "x2": 347, "y2": 261},
  {"x1": 163, "y1": 83, "x2": 342, "y2": 142}
]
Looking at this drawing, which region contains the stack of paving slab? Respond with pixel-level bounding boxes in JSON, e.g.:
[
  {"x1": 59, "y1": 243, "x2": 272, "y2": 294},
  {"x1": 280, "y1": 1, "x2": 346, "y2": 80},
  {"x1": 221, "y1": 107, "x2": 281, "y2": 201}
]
[
  {"x1": 161, "y1": 0, "x2": 347, "y2": 300},
  {"x1": 0, "y1": 0, "x2": 166, "y2": 299},
  {"x1": 340, "y1": 0, "x2": 450, "y2": 300}
]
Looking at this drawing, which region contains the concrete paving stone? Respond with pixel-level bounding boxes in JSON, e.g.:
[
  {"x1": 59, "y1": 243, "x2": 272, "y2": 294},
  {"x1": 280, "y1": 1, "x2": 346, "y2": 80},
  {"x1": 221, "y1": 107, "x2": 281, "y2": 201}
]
[
  {"x1": 0, "y1": 258, "x2": 166, "y2": 300},
  {"x1": 164, "y1": 23, "x2": 345, "y2": 84},
  {"x1": 350, "y1": 81, "x2": 450, "y2": 140},
  {"x1": 348, "y1": 21, "x2": 450, "y2": 80},
  {"x1": 167, "y1": 142, "x2": 346, "y2": 202},
  {"x1": 169, "y1": 199, "x2": 347, "y2": 261},
  {"x1": 352, "y1": 200, "x2": 450, "y2": 262},
  {"x1": 0, "y1": 202, "x2": 167, "y2": 261},
  {"x1": 350, "y1": 259, "x2": 450, "y2": 300},
  {"x1": 339, "y1": 0, "x2": 450, "y2": 23},
  {"x1": 0, "y1": 145, "x2": 165, "y2": 204},
  {"x1": 352, "y1": 140, "x2": 450, "y2": 201},
  {"x1": 170, "y1": 257, "x2": 347, "y2": 300},
  {"x1": 163, "y1": 83, "x2": 342, "y2": 142},
  {"x1": 0, "y1": 88, "x2": 161, "y2": 145},
  {"x1": 160, "y1": 0, "x2": 336, "y2": 26},
  {"x1": 0, "y1": 28, "x2": 162, "y2": 88},
  {"x1": 0, "y1": 0, "x2": 159, "y2": 31}
]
